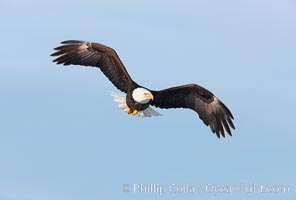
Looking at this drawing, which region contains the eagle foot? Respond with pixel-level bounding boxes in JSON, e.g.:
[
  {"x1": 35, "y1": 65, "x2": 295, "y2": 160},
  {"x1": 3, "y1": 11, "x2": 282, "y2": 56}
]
[
  {"x1": 126, "y1": 107, "x2": 138, "y2": 115},
  {"x1": 131, "y1": 109, "x2": 138, "y2": 115}
]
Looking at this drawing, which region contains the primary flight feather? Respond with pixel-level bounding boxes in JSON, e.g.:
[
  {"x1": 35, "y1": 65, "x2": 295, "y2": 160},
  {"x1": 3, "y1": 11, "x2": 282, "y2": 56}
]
[{"x1": 51, "y1": 40, "x2": 235, "y2": 138}]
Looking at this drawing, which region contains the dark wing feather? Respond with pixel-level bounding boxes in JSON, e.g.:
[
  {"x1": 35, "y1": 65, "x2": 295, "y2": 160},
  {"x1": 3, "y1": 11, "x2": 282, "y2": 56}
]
[
  {"x1": 151, "y1": 84, "x2": 235, "y2": 138},
  {"x1": 51, "y1": 40, "x2": 136, "y2": 93}
]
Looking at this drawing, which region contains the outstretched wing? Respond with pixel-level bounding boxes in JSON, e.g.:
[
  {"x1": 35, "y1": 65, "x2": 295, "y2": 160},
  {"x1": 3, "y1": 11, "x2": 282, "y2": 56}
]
[
  {"x1": 51, "y1": 40, "x2": 136, "y2": 93},
  {"x1": 151, "y1": 84, "x2": 235, "y2": 138}
]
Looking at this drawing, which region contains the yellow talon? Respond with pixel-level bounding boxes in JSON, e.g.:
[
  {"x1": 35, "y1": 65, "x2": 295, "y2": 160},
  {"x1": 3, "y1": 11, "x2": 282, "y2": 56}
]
[
  {"x1": 126, "y1": 107, "x2": 132, "y2": 114},
  {"x1": 126, "y1": 107, "x2": 137, "y2": 115},
  {"x1": 132, "y1": 109, "x2": 138, "y2": 115}
]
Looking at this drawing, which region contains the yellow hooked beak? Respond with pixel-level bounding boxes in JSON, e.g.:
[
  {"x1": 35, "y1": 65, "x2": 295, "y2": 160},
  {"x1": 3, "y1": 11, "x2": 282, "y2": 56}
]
[{"x1": 145, "y1": 93, "x2": 154, "y2": 101}]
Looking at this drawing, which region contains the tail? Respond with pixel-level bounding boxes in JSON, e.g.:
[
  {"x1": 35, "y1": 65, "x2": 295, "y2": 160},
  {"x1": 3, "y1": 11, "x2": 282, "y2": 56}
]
[{"x1": 110, "y1": 92, "x2": 128, "y2": 110}]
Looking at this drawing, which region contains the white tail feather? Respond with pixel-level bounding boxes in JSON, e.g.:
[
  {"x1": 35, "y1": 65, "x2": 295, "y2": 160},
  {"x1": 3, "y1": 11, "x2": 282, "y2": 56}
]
[{"x1": 110, "y1": 92, "x2": 162, "y2": 118}]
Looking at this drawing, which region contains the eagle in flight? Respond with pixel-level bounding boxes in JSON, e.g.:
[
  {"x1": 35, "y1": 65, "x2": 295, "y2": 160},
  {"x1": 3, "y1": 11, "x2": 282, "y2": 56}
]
[{"x1": 51, "y1": 40, "x2": 235, "y2": 138}]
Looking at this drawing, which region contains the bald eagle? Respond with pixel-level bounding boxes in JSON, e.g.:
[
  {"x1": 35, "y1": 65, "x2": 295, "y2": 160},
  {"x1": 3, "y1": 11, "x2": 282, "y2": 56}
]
[{"x1": 51, "y1": 40, "x2": 235, "y2": 138}]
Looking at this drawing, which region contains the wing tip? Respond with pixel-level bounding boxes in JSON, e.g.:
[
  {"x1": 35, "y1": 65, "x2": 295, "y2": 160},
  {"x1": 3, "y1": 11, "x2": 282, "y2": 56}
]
[
  {"x1": 61, "y1": 40, "x2": 84, "y2": 44},
  {"x1": 215, "y1": 96, "x2": 235, "y2": 138},
  {"x1": 214, "y1": 129, "x2": 233, "y2": 139}
]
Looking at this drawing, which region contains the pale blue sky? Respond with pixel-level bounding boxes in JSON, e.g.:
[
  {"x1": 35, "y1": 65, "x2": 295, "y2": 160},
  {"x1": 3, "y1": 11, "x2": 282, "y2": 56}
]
[{"x1": 0, "y1": 0, "x2": 296, "y2": 200}]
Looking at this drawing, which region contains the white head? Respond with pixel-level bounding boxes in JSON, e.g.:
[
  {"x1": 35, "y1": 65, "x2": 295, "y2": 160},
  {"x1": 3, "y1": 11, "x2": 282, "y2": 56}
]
[{"x1": 132, "y1": 88, "x2": 154, "y2": 104}]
